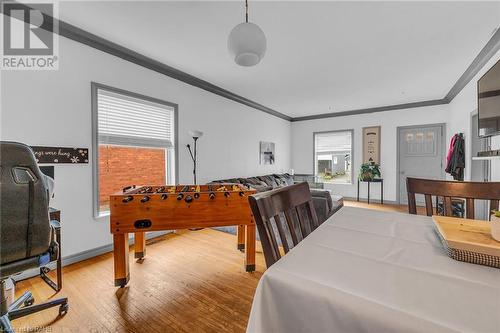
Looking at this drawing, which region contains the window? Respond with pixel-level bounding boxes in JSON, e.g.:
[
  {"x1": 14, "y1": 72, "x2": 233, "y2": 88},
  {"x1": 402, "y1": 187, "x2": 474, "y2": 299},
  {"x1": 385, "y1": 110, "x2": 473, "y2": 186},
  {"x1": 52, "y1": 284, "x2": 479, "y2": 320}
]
[
  {"x1": 92, "y1": 83, "x2": 177, "y2": 216},
  {"x1": 314, "y1": 130, "x2": 353, "y2": 184}
]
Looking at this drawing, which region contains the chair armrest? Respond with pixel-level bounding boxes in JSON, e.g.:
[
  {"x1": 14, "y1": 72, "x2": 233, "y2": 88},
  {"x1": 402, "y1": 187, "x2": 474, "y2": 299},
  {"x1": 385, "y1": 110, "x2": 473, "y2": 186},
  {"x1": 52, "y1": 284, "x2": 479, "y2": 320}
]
[
  {"x1": 311, "y1": 196, "x2": 329, "y2": 224},
  {"x1": 310, "y1": 188, "x2": 332, "y2": 196},
  {"x1": 310, "y1": 189, "x2": 333, "y2": 212}
]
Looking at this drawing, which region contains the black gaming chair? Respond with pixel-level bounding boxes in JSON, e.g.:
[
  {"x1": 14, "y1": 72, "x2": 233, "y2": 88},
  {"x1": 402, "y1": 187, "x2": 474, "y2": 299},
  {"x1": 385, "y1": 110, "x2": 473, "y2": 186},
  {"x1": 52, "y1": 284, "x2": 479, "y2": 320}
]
[{"x1": 0, "y1": 142, "x2": 68, "y2": 332}]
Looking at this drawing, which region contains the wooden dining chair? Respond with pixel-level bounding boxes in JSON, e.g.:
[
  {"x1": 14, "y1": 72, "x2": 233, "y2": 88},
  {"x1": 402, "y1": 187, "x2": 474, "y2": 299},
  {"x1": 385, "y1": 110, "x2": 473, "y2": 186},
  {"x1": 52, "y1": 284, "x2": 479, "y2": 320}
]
[
  {"x1": 248, "y1": 182, "x2": 319, "y2": 268},
  {"x1": 406, "y1": 177, "x2": 500, "y2": 219}
]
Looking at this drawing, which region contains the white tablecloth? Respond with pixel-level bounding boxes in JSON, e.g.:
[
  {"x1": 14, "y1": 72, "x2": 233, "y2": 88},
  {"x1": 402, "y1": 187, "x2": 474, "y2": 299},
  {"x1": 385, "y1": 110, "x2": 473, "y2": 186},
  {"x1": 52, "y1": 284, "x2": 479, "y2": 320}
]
[{"x1": 247, "y1": 206, "x2": 500, "y2": 333}]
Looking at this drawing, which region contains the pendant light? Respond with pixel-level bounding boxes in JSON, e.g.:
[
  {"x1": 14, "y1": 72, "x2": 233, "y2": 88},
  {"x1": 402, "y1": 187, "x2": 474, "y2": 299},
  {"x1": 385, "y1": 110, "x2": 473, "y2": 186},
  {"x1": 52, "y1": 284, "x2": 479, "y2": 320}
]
[{"x1": 227, "y1": 0, "x2": 267, "y2": 66}]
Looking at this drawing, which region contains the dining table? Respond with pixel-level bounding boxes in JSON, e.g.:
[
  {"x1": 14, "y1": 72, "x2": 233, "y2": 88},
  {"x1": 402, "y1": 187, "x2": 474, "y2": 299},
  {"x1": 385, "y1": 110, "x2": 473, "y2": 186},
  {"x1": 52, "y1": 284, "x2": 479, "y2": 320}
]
[{"x1": 246, "y1": 206, "x2": 500, "y2": 333}]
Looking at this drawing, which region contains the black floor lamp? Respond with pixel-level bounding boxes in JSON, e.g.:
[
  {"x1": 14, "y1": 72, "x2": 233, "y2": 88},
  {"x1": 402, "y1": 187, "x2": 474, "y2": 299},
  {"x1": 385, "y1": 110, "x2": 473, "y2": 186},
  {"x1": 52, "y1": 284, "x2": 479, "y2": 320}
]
[{"x1": 187, "y1": 130, "x2": 203, "y2": 184}]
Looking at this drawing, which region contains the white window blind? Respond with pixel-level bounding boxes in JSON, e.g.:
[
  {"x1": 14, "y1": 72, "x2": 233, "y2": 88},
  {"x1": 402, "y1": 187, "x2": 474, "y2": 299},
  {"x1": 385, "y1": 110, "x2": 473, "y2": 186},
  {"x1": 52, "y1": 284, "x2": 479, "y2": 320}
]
[
  {"x1": 97, "y1": 88, "x2": 175, "y2": 148},
  {"x1": 315, "y1": 131, "x2": 352, "y2": 153}
]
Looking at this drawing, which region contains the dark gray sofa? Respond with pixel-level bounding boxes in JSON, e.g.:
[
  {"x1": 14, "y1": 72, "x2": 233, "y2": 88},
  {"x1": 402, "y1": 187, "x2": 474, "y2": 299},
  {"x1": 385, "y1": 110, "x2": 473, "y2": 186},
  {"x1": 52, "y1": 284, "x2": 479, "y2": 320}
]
[{"x1": 208, "y1": 173, "x2": 343, "y2": 235}]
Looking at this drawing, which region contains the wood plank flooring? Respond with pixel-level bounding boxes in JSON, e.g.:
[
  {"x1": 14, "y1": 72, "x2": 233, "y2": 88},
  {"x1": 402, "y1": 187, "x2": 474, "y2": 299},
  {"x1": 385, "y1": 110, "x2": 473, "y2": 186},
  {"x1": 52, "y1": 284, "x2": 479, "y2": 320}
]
[{"x1": 11, "y1": 201, "x2": 413, "y2": 333}]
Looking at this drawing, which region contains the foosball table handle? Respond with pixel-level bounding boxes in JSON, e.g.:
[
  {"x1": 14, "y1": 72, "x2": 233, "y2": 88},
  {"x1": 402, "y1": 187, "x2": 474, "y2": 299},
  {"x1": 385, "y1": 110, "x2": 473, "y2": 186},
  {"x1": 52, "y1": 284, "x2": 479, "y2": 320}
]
[{"x1": 122, "y1": 185, "x2": 136, "y2": 192}]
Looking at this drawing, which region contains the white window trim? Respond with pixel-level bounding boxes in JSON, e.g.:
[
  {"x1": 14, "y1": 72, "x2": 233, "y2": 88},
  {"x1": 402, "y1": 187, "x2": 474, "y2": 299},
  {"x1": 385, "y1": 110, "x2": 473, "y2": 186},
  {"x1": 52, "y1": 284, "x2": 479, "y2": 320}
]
[
  {"x1": 91, "y1": 82, "x2": 179, "y2": 218},
  {"x1": 313, "y1": 129, "x2": 354, "y2": 185}
]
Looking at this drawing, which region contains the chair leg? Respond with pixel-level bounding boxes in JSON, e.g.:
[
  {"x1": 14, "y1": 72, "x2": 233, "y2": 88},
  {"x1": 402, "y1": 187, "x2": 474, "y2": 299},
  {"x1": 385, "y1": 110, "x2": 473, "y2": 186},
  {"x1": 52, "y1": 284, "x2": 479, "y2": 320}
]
[
  {"x1": 8, "y1": 297, "x2": 68, "y2": 320},
  {"x1": 8, "y1": 291, "x2": 33, "y2": 312},
  {"x1": 0, "y1": 314, "x2": 14, "y2": 333}
]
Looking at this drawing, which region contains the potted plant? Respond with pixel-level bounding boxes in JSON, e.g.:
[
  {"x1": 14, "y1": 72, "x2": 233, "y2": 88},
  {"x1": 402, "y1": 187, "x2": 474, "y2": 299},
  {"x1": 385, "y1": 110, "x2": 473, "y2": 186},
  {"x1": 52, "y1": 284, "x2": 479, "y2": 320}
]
[
  {"x1": 491, "y1": 210, "x2": 500, "y2": 242},
  {"x1": 358, "y1": 160, "x2": 381, "y2": 181}
]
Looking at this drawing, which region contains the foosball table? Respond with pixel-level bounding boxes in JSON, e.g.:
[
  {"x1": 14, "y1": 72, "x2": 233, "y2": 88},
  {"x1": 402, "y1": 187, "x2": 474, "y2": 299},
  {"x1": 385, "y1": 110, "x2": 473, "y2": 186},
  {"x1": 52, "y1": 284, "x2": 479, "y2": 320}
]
[{"x1": 110, "y1": 184, "x2": 256, "y2": 287}]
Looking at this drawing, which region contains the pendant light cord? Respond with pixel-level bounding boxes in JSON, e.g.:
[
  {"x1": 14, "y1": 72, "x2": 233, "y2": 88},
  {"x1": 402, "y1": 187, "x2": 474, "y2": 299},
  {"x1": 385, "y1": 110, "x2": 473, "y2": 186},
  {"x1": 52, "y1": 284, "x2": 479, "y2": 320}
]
[{"x1": 245, "y1": 0, "x2": 248, "y2": 23}]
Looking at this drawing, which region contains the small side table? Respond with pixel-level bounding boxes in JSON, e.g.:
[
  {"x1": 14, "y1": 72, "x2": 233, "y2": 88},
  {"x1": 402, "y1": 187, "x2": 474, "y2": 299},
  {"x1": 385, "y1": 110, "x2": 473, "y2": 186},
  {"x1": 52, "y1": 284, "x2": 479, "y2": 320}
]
[{"x1": 357, "y1": 178, "x2": 384, "y2": 204}]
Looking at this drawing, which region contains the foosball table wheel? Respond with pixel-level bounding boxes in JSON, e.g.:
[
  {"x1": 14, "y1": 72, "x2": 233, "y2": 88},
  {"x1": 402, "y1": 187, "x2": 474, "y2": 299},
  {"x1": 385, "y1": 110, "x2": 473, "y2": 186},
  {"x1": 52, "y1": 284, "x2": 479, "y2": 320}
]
[
  {"x1": 194, "y1": 193, "x2": 200, "y2": 199},
  {"x1": 161, "y1": 194, "x2": 168, "y2": 200},
  {"x1": 140, "y1": 196, "x2": 150, "y2": 203},
  {"x1": 224, "y1": 192, "x2": 230, "y2": 197},
  {"x1": 177, "y1": 193, "x2": 184, "y2": 200},
  {"x1": 209, "y1": 192, "x2": 216, "y2": 199}
]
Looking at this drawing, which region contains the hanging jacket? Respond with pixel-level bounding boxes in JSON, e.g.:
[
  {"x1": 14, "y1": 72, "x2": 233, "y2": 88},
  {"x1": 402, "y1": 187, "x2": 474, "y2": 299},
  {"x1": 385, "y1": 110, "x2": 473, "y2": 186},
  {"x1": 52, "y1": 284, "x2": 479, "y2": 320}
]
[
  {"x1": 446, "y1": 135, "x2": 457, "y2": 165},
  {"x1": 445, "y1": 134, "x2": 465, "y2": 181}
]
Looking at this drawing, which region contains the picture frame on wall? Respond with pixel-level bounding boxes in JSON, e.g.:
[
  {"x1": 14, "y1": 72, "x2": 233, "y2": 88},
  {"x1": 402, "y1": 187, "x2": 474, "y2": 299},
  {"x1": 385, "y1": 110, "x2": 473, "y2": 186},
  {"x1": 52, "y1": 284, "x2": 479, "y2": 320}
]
[
  {"x1": 260, "y1": 141, "x2": 275, "y2": 165},
  {"x1": 362, "y1": 126, "x2": 381, "y2": 164}
]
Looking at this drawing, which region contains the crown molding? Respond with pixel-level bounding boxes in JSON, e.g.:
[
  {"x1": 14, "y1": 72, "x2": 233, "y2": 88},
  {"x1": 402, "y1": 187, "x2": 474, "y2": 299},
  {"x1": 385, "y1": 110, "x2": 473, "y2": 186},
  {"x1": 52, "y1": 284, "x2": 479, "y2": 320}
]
[
  {"x1": 0, "y1": 1, "x2": 291, "y2": 121},
  {"x1": 291, "y1": 99, "x2": 448, "y2": 122},
  {"x1": 444, "y1": 28, "x2": 500, "y2": 102},
  {"x1": 292, "y1": 28, "x2": 500, "y2": 122}
]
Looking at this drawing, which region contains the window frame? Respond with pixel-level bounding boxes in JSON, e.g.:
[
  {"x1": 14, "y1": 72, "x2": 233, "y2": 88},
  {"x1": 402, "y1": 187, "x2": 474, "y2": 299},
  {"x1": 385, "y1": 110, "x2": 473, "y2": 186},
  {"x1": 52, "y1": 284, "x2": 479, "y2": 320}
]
[
  {"x1": 313, "y1": 129, "x2": 354, "y2": 185},
  {"x1": 91, "y1": 82, "x2": 179, "y2": 218}
]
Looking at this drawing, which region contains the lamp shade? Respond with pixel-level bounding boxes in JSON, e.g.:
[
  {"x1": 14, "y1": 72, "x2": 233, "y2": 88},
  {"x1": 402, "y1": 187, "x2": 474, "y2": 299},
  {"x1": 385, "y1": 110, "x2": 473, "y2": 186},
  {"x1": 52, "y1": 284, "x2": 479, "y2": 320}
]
[
  {"x1": 228, "y1": 22, "x2": 266, "y2": 67},
  {"x1": 188, "y1": 130, "x2": 203, "y2": 139}
]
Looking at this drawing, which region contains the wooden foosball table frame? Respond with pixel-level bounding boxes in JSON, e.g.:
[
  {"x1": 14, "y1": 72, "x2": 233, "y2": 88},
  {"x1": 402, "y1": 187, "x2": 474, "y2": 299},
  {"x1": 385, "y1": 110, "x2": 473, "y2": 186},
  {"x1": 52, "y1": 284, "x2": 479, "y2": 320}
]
[{"x1": 110, "y1": 184, "x2": 256, "y2": 287}]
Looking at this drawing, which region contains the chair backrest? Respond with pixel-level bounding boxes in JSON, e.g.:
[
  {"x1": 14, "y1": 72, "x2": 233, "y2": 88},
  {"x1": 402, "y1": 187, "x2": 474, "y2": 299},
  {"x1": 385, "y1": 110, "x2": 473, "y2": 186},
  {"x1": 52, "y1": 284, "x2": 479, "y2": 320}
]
[
  {"x1": 406, "y1": 177, "x2": 500, "y2": 219},
  {"x1": 0, "y1": 141, "x2": 52, "y2": 265},
  {"x1": 248, "y1": 182, "x2": 319, "y2": 268}
]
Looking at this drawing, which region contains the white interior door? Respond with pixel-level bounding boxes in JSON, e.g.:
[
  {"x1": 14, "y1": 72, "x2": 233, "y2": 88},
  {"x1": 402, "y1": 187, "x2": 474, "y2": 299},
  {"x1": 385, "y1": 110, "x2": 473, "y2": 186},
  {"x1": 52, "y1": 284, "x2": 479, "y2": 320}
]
[{"x1": 398, "y1": 124, "x2": 444, "y2": 204}]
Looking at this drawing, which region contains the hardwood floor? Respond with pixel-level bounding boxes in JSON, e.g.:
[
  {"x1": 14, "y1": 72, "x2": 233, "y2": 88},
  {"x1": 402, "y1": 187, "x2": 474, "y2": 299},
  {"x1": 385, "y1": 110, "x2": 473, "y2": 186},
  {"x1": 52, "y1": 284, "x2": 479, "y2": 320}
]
[{"x1": 12, "y1": 200, "x2": 413, "y2": 333}]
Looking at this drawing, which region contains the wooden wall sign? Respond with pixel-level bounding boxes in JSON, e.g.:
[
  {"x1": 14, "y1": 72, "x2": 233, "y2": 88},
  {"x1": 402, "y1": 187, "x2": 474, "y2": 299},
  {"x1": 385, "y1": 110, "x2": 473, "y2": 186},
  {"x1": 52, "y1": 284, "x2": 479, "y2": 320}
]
[
  {"x1": 362, "y1": 126, "x2": 381, "y2": 164},
  {"x1": 31, "y1": 146, "x2": 89, "y2": 164}
]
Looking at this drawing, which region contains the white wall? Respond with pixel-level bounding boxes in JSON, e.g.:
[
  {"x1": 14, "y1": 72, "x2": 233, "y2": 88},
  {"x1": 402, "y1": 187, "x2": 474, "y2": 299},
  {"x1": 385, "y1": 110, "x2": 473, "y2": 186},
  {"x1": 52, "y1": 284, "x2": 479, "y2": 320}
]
[
  {"x1": 448, "y1": 49, "x2": 500, "y2": 181},
  {"x1": 291, "y1": 105, "x2": 449, "y2": 202},
  {"x1": 0, "y1": 36, "x2": 291, "y2": 258},
  {"x1": 290, "y1": 49, "x2": 500, "y2": 202}
]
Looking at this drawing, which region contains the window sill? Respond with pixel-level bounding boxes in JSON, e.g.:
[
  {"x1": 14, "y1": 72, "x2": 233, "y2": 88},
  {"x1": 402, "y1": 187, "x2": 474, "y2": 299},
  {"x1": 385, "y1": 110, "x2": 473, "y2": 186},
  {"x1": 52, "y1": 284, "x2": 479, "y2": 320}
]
[
  {"x1": 321, "y1": 182, "x2": 353, "y2": 185},
  {"x1": 94, "y1": 211, "x2": 110, "y2": 220}
]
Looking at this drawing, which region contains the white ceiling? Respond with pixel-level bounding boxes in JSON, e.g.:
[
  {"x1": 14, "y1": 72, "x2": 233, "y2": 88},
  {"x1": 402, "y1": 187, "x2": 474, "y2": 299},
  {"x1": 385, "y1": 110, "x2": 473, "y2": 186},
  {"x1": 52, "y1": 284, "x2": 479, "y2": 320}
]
[{"x1": 58, "y1": 1, "x2": 500, "y2": 118}]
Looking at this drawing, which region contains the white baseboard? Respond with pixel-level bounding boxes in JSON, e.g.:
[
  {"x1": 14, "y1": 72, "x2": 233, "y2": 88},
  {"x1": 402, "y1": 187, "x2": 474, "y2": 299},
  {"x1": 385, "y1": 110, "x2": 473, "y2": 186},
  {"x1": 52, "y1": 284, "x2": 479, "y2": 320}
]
[
  {"x1": 343, "y1": 196, "x2": 398, "y2": 205},
  {"x1": 12, "y1": 230, "x2": 172, "y2": 282}
]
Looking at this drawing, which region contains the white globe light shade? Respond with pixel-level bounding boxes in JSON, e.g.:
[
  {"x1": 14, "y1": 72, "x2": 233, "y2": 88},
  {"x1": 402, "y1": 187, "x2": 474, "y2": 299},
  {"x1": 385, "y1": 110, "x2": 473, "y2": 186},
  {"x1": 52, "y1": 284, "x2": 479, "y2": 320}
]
[
  {"x1": 228, "y1": 22, "x2": 266, "y2": 66},
  {"x1": 188, "y1": 130, "x2": 203, "y2": 139}
]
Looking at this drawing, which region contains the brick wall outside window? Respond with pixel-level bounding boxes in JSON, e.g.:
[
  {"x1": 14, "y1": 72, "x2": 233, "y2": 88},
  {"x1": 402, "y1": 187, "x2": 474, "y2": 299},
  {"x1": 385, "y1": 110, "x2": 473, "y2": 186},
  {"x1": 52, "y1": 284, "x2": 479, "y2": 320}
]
[{"x1": 99, "y1": 145, "x2": 166, "y2": 211}]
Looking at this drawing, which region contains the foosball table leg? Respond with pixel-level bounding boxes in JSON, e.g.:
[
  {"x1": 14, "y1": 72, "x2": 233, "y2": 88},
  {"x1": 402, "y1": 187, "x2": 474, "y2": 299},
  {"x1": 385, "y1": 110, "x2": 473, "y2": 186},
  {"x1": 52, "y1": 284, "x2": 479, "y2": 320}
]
[
  {"x1": 245, "y1": 224, "x2": 256, "y2": 272},
  {"x1": 113, "y1": 233, "x2": 130, "y2": 288},
  {"x1": 237, "y1": 225, "x2": 245, "y2": 252},
  {"x1": 134, "y1": 232, "x2": 146, "y2": 259}
]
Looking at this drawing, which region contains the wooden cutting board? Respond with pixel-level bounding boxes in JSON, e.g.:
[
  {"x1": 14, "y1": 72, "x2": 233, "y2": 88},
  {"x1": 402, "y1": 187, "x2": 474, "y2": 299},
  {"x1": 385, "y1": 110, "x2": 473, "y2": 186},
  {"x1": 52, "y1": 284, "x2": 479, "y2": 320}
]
[{"x1": 432, "y1": 216, "x2": 500, "y2": 258}]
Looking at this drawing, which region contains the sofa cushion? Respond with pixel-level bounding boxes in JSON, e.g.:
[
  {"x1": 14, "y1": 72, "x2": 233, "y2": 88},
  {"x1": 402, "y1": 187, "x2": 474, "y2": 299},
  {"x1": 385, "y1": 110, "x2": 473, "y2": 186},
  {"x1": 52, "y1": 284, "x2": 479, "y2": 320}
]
[
  {"x1": 237, "y1": 177, "x2": 269, "y2": 192},
  {"x1": 282, "y1": 173, "x2": 295, "y2": 186},
  {"x1": 272, "y1": 174, "x2": 288, "y2": 187},
  {"x1": 245, "y1": 177, "x2": 265, "y2": 186},
  {"x1": 248, "y1": 183, "x2": 273, "y2": 192},
  {"x1": 207, "y1": 178, "x2": 241, "y2": 184},
  {"x1": 273, "y1": 173, "x2": 294, "y2": 186},
  {"x1": 258, "y1": 175, "x2": 279, "y2": 188}
]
